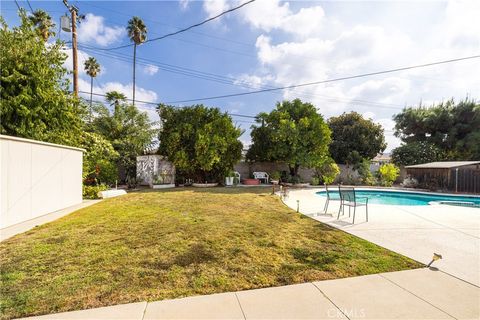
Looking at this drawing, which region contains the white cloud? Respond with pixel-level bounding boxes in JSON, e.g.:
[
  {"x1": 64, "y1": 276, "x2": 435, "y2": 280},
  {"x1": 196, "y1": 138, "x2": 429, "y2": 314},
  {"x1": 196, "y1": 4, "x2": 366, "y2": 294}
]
[
  {"x1": 78, "y1": 78, "x2": 159, "y2": 122},
  {"x1": 203, "y1": 0, "x2": 229, "y2": 18},
  {"x1": 225, "y1": 0, "x2": 480, "y2": 151},
  {"x1": 179, "y1": 0, "x2": 190, "y2": 11},
  {"x1": 62, "y1": 47, "x2": 106, "y2": 76},
  {"x1": 78, "y1": 13, "x2": 125, "y2": 47},
  {"x1": 143, "y1": 64, "x2": 159, "y2": 76}
]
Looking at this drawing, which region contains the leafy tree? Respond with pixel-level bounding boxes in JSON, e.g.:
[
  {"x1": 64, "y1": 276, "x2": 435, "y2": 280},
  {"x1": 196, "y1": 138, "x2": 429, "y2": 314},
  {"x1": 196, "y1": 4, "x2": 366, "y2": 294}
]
[
  {"x1": 393, "y1": 99, "x2": 480, "y2": 160},
  {"x1": 378, "y1": 163, "x2": 400, "y2": 186},
  {"x1": 91, "y1": 93, "x2": 156, "y2": 185},
  {"x1": 247, "y1": 99, "x2": 331, "y2": 179},
  {"x1": 157, "y1": 104, "x2": 243, "y2": 183},
  {"x1": 313, "y1": 157, "x2": 340, "y2": 184},
  {"x1": 105, "y1": 91, "x2": 127, "y2": 108},
  {"x1": 328, "y1": 112, "x2": 386, "y2": 164},
  {"x1": 84, "y1": 57, "x2": 101, "y2": 110},
  {"x1": 28, "y1": 9, "x2": 55, "y2": 41},
  {"x1": 81, "y1": 131, "x2": 119, "y2": 185},
  {"x1": 391, "y1": 141, "x2": 444, "y2": 166},
  {"x1": 127, "y1": 17, "x2": 147, "y2": 106},
  {"x1": 0, "y1": 11, "x2": 83, "y2": 145}
]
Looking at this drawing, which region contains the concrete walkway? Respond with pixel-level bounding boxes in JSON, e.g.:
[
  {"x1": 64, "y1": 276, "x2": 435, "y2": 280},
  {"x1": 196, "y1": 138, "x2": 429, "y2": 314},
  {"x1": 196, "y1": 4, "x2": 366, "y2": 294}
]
[
  {"x1": 283, "y1": 187, "x2": 480, "y2": 286},
  {"x1": 21, "y1": 268, "x2": 479, "y2": 320},
  {"x1": 0, "y1": 200, "x2": 101, "y2": 242}
]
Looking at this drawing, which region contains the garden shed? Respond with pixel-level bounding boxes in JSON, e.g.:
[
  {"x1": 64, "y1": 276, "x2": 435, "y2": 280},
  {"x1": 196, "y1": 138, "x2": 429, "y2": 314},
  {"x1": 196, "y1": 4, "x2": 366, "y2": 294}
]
[{"x1": 405, "y1": 161, "x2": 480, "y2": 193}]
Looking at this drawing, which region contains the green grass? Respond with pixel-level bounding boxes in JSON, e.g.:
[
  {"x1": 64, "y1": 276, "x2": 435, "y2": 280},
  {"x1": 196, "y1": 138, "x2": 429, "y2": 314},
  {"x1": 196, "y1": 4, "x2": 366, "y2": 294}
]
[{"x1": 0, "y1": 188, "x2": 421, "y2": 319}]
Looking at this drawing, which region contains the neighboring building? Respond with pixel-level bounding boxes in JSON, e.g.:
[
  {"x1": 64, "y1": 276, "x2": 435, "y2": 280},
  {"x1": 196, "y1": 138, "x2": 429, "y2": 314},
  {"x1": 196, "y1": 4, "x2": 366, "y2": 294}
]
[
  {"x1": 406, "y1": 161, "x2": 480, "y2": 193},
  {"x1": 371, "y1": 153, "x2": 391, "y2": 166}
]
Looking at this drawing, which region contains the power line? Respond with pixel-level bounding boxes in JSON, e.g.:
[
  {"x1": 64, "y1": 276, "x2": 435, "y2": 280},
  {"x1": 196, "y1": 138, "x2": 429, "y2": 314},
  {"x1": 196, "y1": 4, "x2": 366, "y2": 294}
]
[
  {"x1": 77, "y1": 90, "x2": 257, "y2": 119},
  {"x1": 78, "y1": 43, "x2": 406, "y2": 110},
  {"x1": 13, "y1": 0, "x2": 21, "y2": 10},
  {"x1": 96, "y1": 0, "x2": 256, "y2": 51},
  {"x1": 26, "y1": 0, "x2": 34, "y2": 12},
  {"x1": 163, "y1": 55, "x2": 480, "y2": 104},
  {"x1": 80, "y1": 1, "x2": 254, "y2": 49}
]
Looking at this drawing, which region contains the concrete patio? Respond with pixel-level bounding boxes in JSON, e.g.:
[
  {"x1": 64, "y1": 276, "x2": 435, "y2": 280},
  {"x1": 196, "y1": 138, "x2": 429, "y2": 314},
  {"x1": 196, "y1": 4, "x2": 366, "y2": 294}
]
[
  {"x1": 283, "y1": 187, "x2": 480, "y2": 286},
  {"x1": 21, "y1": 268, "x2": 479, "y2": 319}
]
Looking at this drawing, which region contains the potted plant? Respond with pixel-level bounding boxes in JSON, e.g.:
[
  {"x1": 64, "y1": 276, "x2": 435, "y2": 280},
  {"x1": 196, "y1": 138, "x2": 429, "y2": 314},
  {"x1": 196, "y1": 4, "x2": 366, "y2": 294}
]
[
  {"x1": 270, "y1": 171, "x2": 281, "y2": 184},
  {"x1": 225, "y1": 170, "x2": 235, "y2": 187}
]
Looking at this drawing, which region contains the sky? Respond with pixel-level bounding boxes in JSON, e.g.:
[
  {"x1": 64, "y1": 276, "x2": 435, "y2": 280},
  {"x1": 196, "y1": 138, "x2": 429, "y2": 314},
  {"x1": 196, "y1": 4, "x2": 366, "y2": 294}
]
[{"x1": 2, "y1": 0, "x2": 480, "y2": 151}]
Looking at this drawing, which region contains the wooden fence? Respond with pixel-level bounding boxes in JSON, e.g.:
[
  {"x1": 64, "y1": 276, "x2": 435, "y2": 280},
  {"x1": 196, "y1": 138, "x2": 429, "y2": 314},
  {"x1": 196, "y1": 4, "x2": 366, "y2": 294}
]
[{"x1": 407, "y1": 167, "x2": 480, "y2": 194}]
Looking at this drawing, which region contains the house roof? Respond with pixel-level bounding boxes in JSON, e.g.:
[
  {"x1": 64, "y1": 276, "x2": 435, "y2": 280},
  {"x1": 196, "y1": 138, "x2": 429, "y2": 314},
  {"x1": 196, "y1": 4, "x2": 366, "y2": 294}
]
[{"x1": 405, "y1": 161, "x2": 480, "y2": 169}]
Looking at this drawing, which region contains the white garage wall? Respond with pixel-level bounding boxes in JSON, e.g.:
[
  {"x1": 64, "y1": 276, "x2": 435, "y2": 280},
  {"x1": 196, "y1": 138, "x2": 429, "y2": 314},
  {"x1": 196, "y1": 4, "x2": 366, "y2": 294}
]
[{"x1": 0, "y1": 135, "x2": 84, "y2": 229}]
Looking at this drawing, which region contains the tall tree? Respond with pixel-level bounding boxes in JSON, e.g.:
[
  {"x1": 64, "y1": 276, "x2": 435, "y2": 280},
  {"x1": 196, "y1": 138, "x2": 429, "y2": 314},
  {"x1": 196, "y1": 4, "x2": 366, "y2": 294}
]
[
  {"x1": 393, "y1": 99, "x2": 480, "y2": 160},
  {"x1": 328, "y1": 112, "x2": 386, "y2": 164},
  {"x1": 126, "y1": 17, "x2": 147, "y2": 106},
  {"x1": 105, "y1": 91, "x2": 127, "y2": 110},
  {"x1": 0, "y1": 11, "x2": 82, "y2": 145},
  {"x1": 158, "y1": 104, "x2": 243, "y2": 183},
  {"x1": 246, "y1": 99, "x2": 331, "y2": 179},
  {"x1": 91, "y1": 93, "x2": 156, "y2": 185},
  {"x1": 83, "y1": 57, "x2": 101, "y2": 111},
  {"x1": 28, "y1": 9, "x2": 55, "y2": 41}
]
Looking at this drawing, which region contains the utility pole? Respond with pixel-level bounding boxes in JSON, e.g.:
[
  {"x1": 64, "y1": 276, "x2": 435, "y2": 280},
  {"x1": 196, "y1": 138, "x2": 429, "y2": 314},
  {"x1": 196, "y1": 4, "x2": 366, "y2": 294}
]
[{"x1": 63, "y1": 0, "x2": 79, "y2": 97}]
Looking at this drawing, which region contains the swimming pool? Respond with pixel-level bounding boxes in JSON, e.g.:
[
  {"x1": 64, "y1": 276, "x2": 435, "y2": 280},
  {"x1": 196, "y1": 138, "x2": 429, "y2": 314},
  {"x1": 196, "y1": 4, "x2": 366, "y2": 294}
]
[{"x1": 316, "y1": 189, "x2": 480, "y2": 207}]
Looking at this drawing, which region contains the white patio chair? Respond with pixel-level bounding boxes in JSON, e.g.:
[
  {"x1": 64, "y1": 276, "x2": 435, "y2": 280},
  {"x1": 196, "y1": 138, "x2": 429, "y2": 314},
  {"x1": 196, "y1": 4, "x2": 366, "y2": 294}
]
[{"x1": 253, "y1": 171, "x2": 269, "y2": 184}]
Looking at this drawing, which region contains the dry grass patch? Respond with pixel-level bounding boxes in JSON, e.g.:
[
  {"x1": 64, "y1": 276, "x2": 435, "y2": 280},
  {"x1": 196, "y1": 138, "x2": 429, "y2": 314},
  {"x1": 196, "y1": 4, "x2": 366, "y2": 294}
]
[{"x1": 0, "y1": 187, "x2": 421, "y2": 319}]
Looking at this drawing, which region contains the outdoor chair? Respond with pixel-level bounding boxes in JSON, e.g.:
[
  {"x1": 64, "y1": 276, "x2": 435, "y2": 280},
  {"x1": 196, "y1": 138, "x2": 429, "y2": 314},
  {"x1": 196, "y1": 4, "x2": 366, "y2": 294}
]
[
  {"x1": 322, "y1": 184, "x2": 341, "y2": 214},
  {"x1": 337, "y1": 186, "x2": 368, "y2": 224},
  {"x1": 234, "y1": 171, "x2": 241, "y2": 183},
  {"x1": 253, "y1": 171, "x2": 269, "y2": 184}
]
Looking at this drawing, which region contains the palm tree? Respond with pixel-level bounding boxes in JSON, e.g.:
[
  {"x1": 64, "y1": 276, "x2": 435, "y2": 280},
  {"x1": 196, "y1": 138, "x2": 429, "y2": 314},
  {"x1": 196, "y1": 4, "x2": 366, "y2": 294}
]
[
  {"x1": 127, "y1": 17, "x2": 147, "y2": 106},
  {"x1": 84, "y1": 57, "x2": 101, "y2": 113},
  {"x1": 29, "y1": 9, "x2": 55, "y2": 41},
  {"x1": 105, "y1": 91, "x2": 127, "y2": 112}
]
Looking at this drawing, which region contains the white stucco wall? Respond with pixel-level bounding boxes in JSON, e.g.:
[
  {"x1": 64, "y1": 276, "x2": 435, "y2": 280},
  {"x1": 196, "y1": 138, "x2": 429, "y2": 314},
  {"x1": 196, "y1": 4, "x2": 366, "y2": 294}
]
[{"x1": 0, "y1": 135, "x2": 84, "y2": 229}]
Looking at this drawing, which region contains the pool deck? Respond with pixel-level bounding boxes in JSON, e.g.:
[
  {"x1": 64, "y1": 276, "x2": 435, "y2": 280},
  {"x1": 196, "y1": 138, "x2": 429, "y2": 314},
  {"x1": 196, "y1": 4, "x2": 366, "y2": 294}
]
[{"x1": 283, "y1": 187, "x2": 480, "y2": 286}]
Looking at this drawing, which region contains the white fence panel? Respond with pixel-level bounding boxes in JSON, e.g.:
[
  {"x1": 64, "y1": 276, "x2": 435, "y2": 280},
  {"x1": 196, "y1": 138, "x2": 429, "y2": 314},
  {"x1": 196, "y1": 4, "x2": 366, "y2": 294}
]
[{"x1": 0, "y1": 135, "x2": 84, "y2": 229}]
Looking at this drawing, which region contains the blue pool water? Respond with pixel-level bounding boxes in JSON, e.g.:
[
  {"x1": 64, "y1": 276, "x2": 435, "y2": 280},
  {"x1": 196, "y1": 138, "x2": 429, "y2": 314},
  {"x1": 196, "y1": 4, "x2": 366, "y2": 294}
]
[{"x1": 316, "y1": 189, "x2": 480, "y2": 207}]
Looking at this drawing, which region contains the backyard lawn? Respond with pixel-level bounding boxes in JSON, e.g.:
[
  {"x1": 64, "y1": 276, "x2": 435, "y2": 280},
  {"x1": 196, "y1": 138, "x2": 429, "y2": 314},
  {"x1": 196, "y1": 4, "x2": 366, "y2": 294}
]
[{"x1": 0, "y1": 187, "x2": 421, "y2": 319}]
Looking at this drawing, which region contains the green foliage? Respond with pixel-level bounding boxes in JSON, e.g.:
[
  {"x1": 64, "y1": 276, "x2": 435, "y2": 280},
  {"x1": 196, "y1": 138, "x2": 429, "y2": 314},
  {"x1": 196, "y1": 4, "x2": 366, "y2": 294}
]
[
  {"x1": 90, "y1": 94, "x2": 156, "y2": 185},
  {"x1": 314, "y1": 158, "x2": 340, "y2": 184},
  {"x1": 82, "y1": 184, "x2": 108, "y2": 199},
  {"x1": 0, "y1": 11, "x2": 83, "y2": 145},
  {"x1": 157, "y1": 104, "x2": 243, "y2": 183},
  {"x1": 28, "y1": 9, "x2": 55, "y2": 41},
  {"x1": 247, "y1": 99, "x2": 331, "y2": 179},
  {"x1": 127, "y1": 17, "x2": 147, "y2": 45},
  {"x1": 393, "y1": 99, "x2": 480, "y2": 160},
  {"x1": 355, "y1": 159, "x2": 376, "y2": 186},
  {"x1": 80, "y1": 131, "x2": 119, "y2": 185},
  {"x1": 270, "y1": 171, "x2": 281, "y2": 181},
  {"x1": 378, "y1": 163, "x2": 400, "y2": 186},
  {"x1": 328, "y1": 112, "x2": 386, "y2": 164},
  {"x1": 391, "y1": 141, "x2": 444, "y2": 166}
]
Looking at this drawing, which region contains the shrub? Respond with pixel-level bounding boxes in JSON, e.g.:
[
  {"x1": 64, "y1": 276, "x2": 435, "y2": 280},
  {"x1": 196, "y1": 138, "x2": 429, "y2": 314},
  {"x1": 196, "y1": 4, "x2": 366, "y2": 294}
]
[
  {"x1": 83, "y1": 184, "x2": 108, "y2": 199},
  {"x1": 314, "y1": 159, "x2": 340, "y2": 184},
  {"x1": 401, "y1": 176, "x2": 418, "y2": 188},
  {"x1": 311, "y1": 177, "x2": 320, "y2": 186},
  {"x1": 270, "y1": 171, "x2": 281, "y2": 181},
  {"x1": 378, "y1": 164, "x2": 400, "y2": 186}
]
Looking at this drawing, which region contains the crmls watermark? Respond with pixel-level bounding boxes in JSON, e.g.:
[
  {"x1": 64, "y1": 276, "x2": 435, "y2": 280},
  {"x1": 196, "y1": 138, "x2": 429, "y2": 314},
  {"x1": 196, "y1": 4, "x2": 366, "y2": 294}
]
[{"x1": 328, "y1": 307, "x2": 366, "y2": 318}]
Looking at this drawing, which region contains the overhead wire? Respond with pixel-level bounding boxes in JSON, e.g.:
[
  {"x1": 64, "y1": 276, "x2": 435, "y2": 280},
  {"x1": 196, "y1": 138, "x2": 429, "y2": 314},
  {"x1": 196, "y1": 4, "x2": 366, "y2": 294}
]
[
  {"x1": 93, "y1": 0, "x2": 256, "y2": 51},
  {"x1": 162, "y1": 55, "x2": 480, "y2": 104},
  {"x1": 78, "y1": 43, "x2": 406, "y2": 110}
]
